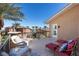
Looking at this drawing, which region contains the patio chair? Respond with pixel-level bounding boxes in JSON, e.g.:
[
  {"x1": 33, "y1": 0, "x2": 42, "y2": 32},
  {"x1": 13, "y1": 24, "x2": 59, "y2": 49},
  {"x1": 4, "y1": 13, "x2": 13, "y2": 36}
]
[
  {"x1": 46, "y1": 38, "x2": 78, "y2": 56},
  {"x1": 9, "y1": 46, "x2": 31, "y2": 56},
  {"x1": 46, "y1": 39, "x2": 67, "y2": 51},
  {"x1": 54, "y1": 39, "x2": 77, "y2": 56}
]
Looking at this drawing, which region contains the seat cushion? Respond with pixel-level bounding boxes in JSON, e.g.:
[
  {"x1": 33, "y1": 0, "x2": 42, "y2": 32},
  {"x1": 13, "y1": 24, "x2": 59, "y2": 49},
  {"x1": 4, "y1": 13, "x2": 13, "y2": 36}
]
[
  {"x1": 55, "y1": 44, "x2": 72, "y2": 56},
  {"x1": 9, "y1": 46, "x2": 30, "y2": 56},
  {"x1": 67, "y1": 39, "x2": 77, "y2": 49},
  {"x1": 55, "y1": 48, "x2": 68, "y2": 56},
  {"x1": 46, "y1": 43, "x2": 59, "y2": 51}
]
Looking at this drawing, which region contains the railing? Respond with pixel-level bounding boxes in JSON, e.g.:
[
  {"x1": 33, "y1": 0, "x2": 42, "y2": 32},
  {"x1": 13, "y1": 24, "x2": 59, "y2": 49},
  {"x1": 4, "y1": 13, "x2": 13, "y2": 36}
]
[{"x1": 0, "y1": 37, "x2": 9, "y2": 52}]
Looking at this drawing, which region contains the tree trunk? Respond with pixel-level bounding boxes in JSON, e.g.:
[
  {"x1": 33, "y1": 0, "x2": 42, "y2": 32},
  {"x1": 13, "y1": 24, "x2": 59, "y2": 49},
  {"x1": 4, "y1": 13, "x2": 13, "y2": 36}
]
[
  {"x1": 0, "y1": 20, "x2": 4, "y2": 30},
  {"x1": 13, "y1": 21, "x2": 17, "y2": 32},
  {"x1": 0, "y1": 17, "x2": 4, "y2": 42}
]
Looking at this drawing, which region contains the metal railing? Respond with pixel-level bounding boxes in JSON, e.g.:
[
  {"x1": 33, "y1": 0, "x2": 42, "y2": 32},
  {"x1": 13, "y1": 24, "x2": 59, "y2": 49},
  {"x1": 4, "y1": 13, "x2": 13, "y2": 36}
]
[{"x1": 0, "y1": 37, "x2": 10, "y2": 52}]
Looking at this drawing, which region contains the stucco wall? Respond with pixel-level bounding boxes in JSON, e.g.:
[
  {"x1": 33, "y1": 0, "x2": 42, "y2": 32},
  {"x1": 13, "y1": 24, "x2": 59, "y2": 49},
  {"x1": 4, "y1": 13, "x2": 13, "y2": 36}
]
[{"x1": 49, "y1": 4, "x2": 79, "y2": 40}]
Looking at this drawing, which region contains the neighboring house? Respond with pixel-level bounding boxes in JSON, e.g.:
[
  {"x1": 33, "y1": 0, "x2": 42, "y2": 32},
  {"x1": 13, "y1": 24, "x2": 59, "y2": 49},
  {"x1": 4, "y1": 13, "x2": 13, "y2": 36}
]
[
  {"x1": 47, "y1": 4, "x2": 79, "y2": 40},
  {"x1": 16, "y1": 27, "x2": 32, "y2": 38},
  {"x1": 5, "y1": 27, "x2": 14, "y2": 32},
  {"x1": 5, "y1": 27, "x2": 32, "y2": 38},
  {"x1": 35, "y1": 28, "x2": 50, "y2": 38},
  {"x1": 38, "y1": 29, "x2": 50, "y2": 37}
]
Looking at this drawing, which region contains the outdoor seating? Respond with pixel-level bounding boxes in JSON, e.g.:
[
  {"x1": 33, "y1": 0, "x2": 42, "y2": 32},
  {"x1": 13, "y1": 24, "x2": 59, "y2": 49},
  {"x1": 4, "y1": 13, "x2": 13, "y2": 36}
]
[
  {"x1": 9, "y1": 46, "x2": 31, "y2": 56},
  {"x1": 46, "y1": 38, "x2": 78, "y2": 56},
  {"x1": 46, "y1": 39, "x2": 67, "y2": 51},
  {"x1": 55, "y1": 39, "x2": 77, "y2": 56}
]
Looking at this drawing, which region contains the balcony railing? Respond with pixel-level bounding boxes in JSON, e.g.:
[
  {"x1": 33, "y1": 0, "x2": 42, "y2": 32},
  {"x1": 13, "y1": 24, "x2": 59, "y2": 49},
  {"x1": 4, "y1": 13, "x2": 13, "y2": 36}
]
[{"x1": 0, "y1": 37, "x2": 10, "y2": 53}]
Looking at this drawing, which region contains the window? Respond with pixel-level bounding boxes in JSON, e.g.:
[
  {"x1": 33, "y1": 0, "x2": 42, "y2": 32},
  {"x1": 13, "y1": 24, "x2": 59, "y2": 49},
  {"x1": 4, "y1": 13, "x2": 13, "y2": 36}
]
[
  {"x1": 55, "y1": 25, "x2": 57, "y2": 29},
  {"x1": 53, "y1": 31, "x2": 57, "y2": 35}
]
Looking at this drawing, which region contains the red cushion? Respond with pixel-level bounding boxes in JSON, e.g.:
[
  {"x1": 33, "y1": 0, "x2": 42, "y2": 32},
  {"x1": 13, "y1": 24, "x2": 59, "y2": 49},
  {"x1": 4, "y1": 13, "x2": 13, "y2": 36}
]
[
  {"x1": 55, "y1": 48, "x2": 69, "y2": 56},
  {"x1": 65, "y1": 50, "x2": 72, "y2": 55},
  {"x1": 67, "y1": 43, "x2": 74, "y2": 49},
  {"x1": 67, "y1": 39, "x2": 77, "y2": 49},
  {"x1": 46, "y1": 43, "x2": 59, "y2": 51},
  {"x1": 54, "y1": 47, "x2": 72, "y2": 56},
  {"x1": 64, "y1": 39, "x2": 77, "y2": 55},
  {"x1": 47, "y1": 39, "x2": 77, "y2": 56},
  {"x1": 54, "y1": 42, "x2": 73, "y2": 56}
]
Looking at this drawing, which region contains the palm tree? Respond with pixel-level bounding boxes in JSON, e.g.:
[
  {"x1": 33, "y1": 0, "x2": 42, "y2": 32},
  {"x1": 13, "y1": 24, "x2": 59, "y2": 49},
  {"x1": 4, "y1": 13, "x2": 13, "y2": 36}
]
[
  {"x1": 32, "y1": 26, "x2": 35, "y2": 32},
  {"x1": 35, "y1": 26, "x2": 38, "y2": 29},
  {"x1": 32, "y1": 26, "x2": 34, "y2": 29},
  {"x1": 26, "y1": 26, "x2": 29, "y2": 29},
  {"x1": 12, "y1": 22, "x2": 21, "y2": 28},
  {"x1": 44, "y1": 26, "x2": 47, "y2": 30},
  {"x1": 39, "y1": 27, "x2": 42, "y2": 30},
  {"x1": 0, "y1": 4, "x2": 24, "y2": 30}
]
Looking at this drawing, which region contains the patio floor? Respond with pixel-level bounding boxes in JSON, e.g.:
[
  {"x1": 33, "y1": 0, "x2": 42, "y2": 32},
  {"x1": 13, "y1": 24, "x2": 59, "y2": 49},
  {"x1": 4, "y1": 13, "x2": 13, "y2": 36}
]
[{"x1": 29, "y1": 38, "x2": 56, "y2": 56}]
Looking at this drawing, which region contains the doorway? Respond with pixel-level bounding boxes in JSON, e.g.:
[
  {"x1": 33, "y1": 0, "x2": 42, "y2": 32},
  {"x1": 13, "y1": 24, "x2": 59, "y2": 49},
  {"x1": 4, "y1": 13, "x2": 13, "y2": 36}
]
[{"x1": 51, "y1": 24, "x2": 58, "y2": 38}]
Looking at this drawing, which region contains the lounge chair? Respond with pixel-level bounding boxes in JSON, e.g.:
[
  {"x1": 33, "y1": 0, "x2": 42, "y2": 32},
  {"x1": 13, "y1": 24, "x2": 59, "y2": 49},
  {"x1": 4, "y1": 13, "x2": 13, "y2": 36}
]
[
  {"x1": 46, "y1": 38, "x2": 78, "y2": 56},
  {"x1": 54, "y1": 39, "x2": 77, "y2": 56},
  {"x1": 46, "y1": 39, "x2": 67, "y2": 51},
  {"x1": 9, "y1": 46, "x2": 31, "y2": 56}
]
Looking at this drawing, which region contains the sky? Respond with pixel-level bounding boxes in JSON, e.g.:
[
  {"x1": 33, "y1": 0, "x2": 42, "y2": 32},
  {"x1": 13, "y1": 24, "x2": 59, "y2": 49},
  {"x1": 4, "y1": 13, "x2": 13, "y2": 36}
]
[{"x1": 4, "y1": 3, "x2": 68, "y2": 28}]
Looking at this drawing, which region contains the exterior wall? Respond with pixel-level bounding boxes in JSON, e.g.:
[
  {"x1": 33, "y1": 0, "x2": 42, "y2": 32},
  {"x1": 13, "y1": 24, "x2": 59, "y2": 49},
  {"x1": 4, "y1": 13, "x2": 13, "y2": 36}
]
[
  {"x1": 49, "y1": 5, "x2": 79, "y2": 40},
  {"x1": 9, "y1": 28, "x2": 14, "y2": 32},
  {"x1": 46, "y1": 31, "x2": 50, "y2": 37},
  {"x1": 22, "y1": 28, "x2": 32, "y2": 38},
  {"x1": 23, "y1": 28, "x2": 32, "y2": 34}
]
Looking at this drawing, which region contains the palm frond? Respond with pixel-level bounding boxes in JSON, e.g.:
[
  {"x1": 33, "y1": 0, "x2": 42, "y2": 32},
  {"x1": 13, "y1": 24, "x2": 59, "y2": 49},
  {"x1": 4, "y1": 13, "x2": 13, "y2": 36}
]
[{"x1": 0, "y1": 3, "x2": 24, "y2": 28}]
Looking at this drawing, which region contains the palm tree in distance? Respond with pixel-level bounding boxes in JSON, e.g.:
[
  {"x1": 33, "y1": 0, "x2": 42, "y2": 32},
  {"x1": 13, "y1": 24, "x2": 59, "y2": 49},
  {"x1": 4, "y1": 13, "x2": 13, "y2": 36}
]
[
  {"x1": 32, "y1": 26, "x2": 35, "y2": 32},
  {"x1": 35, "y1": 26, "x2": 38, "y2": 29},
  {"x1": 32, "y1": 26, "x2": 34, "y2": 29},
  {"x1": 39, "y1": 27, "x2": 42, "y2": 30},
  {"x1": 44, "y1": 26, "x2": 47, "y2": 30},
  {"x1": 26, "y1": 26, "x2": 29, "y2": 29},
  {"x1": 12, "y1": 22, "x2": 21, "y2": 28},
  {"x1": 0, "y1": 4, "x2": 24, "y2": 30}
]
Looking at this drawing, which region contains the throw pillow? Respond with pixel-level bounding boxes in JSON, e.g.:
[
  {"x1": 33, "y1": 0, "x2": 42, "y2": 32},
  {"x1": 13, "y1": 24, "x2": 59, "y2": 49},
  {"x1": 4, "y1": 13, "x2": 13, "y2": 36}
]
[{"x1": 59, "y1": 43, "x2": 67, "y2": 52}]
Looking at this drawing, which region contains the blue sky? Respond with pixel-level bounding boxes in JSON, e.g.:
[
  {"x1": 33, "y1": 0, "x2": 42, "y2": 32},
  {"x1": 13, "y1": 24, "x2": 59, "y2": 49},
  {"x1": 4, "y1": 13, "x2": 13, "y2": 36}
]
[{"x1": 4, "y1": 3, "x2": 68, "y2": 28}]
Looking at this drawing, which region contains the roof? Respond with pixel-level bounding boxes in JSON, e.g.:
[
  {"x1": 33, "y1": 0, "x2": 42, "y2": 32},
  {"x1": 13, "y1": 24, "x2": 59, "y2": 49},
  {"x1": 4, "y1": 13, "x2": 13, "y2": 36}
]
[
  {"x1": 5, "y1": 26, "x2": 32, "y2": 30},
  {"x1": 46, "y1": 4, "x2": 78, "y2": 24},
  {"x1": 8, "y1": 32, "x2": 21, "y2": 34}
]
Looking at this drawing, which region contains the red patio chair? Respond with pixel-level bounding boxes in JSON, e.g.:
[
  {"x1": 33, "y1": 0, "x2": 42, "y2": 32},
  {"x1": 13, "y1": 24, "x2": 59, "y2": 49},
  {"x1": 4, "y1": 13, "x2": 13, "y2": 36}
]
[
  {"x1": 46, "y1": 39, "x2": 67, "y2": 52},
  {"x1": 54, "y1": 39, "x2": 77, "y2": 56}
]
